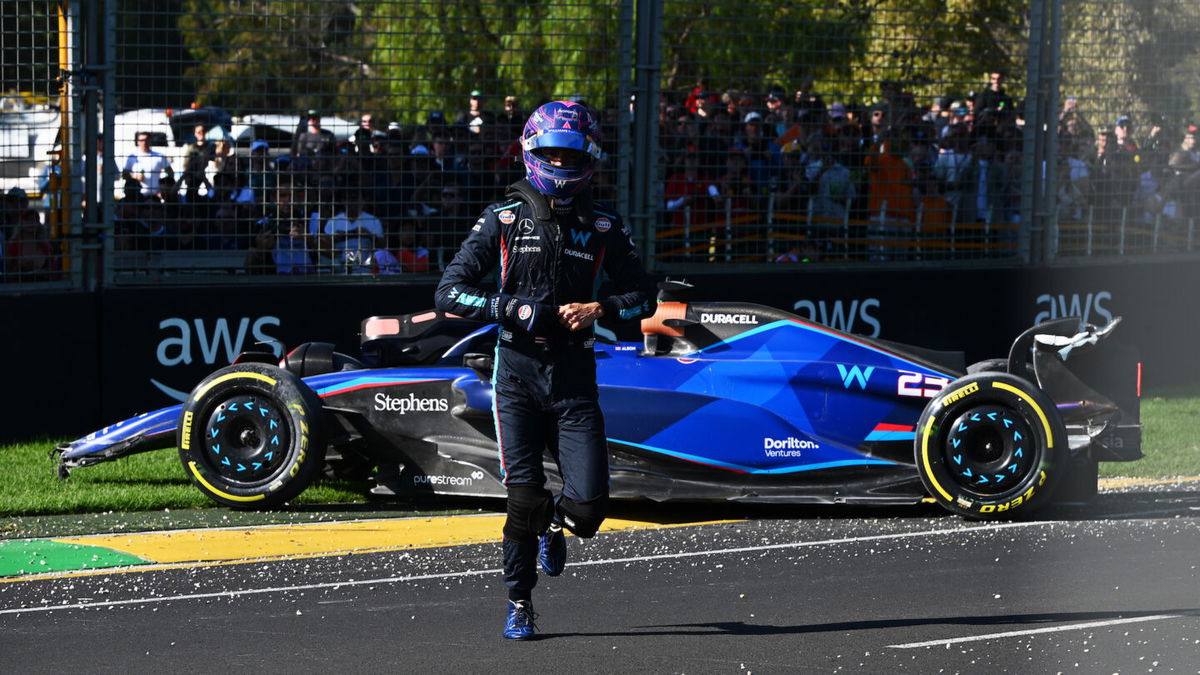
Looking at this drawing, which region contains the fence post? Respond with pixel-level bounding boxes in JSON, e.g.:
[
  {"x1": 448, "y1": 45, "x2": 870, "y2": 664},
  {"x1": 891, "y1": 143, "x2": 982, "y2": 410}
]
[
  {"x1": 631, "y1": 0, "x2": 662, "y2": 271},
  {"x1": 1022, "y1": 0, "x2": 1061, "y2": 265}
]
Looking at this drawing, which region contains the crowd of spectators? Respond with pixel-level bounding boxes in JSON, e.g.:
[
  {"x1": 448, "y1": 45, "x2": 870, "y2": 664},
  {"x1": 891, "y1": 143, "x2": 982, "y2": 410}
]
[
  {"x1": 10, "y1": 77, "x2": 1200, "y2": 281},
  {"x1": 658, "y1": 73, "x2": 1028, "y2": 260},
  {"x1": 1055, "y1": 100, "x2": 1200, "y2": 232},
  {"x1": 106, "y1": 92, "x2": 535, "y2": 275}
]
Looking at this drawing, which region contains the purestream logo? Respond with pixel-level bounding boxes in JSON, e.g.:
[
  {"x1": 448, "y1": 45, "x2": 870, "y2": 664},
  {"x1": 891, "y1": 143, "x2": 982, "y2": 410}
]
[
  {"x1": 374, "y1": 392, "x2": 450, "y2": 414},
  {"x1": 763, "y1": 437, "x2": 820, "y2": 457},
  {"x1": 413, "y1": 474, "x2": 476, "y2": 486}
]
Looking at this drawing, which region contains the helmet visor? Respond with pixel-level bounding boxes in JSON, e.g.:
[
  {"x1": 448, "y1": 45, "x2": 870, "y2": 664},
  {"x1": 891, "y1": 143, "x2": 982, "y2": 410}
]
[{"x1": 522, "y1": 129, "x2": 602, "y2": 162}]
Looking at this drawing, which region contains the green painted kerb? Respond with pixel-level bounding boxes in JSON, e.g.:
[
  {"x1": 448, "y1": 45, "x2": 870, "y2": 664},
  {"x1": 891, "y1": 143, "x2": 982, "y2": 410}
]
[{"x1": 0, "y1": 540, "x2": 149, "y2": 577}]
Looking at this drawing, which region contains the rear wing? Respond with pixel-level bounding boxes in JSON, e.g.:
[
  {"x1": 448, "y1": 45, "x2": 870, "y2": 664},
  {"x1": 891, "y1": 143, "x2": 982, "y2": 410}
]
[{"x1": 1009, "y1": 317, "x2": 1141, "y2": 461}]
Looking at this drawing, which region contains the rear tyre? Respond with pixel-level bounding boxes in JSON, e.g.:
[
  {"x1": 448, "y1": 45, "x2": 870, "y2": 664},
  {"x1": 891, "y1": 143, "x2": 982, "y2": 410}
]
[
  {"x1": 915, "y1": 372, "x2": 1066, "y2": 520},
  {"x1": 178, "y1": 363, "x2": 326, "y2": 509}
]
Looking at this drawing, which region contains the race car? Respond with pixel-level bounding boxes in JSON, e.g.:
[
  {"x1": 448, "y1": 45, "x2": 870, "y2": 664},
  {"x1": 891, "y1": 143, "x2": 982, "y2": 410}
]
[{"x1": 53, "y1": 281, "x2": 1142, "y2": 519}]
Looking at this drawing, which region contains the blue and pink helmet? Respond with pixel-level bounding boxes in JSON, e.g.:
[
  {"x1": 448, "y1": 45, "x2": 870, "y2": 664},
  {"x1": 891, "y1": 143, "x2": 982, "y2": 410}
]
[{"x1": 520, "y1": 100, "x2": 604, "y2": 198}]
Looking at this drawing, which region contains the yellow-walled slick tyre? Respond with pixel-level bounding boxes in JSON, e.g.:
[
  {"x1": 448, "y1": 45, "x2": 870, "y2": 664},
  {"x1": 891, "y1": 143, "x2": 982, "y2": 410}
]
[
  {"x1": 177, "y1": 363, "x2": 326, "y2": 509},
  {"x1": 915, "y1": 372, "x2": 1067, "y2": 520}
]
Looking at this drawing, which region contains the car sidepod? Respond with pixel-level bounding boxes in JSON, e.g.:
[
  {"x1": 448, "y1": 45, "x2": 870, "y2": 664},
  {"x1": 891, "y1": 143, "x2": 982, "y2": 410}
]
[{"x1": 305, "y1": 367, "x2": 507, "y2": 498}]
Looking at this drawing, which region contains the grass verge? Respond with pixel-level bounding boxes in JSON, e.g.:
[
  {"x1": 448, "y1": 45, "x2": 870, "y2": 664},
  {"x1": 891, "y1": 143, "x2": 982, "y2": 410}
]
[
  {"x1": 1, "y1": 389, "x2": 1196, "y2": 520},
  {"x1": 0, "y1": 438, "x2": 370, "y2": 518}
]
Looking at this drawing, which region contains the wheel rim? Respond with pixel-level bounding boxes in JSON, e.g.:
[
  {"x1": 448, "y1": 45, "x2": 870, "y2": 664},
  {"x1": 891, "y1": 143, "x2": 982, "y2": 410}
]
[
  {"x1": 202, "y1": 394, "x2": 290, "y2": 483},
  {"x1": 943, "y1": 404, "x2": 1035, "y2": 496}
]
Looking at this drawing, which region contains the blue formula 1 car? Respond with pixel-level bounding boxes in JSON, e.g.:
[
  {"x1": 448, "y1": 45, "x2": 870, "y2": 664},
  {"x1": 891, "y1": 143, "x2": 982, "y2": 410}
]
[{"x1": 54, "y1": 281, "x2": 1142, "y2": 519}]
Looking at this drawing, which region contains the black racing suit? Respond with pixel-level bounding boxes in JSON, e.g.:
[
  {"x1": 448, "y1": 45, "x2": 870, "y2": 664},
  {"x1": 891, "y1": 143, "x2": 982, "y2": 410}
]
[{"x1": 435, "y1": 180, "x2": 652, "y2": 602}]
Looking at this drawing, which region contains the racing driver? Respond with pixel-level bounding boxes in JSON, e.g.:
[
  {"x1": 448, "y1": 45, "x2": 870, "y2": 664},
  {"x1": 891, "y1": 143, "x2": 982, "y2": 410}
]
[{"x1": 435, "y1": 100, "x2": 652, "y2": 640}]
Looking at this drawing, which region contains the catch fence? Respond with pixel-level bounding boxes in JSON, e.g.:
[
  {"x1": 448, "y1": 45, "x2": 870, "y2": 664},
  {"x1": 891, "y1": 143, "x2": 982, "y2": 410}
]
[{"x1": 3, "y1": 0, "x2": 1199, "y2": 289}]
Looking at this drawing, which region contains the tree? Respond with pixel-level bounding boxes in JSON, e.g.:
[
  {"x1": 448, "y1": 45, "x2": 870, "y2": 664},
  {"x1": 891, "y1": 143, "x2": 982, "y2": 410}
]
[{"x1": 178, "y1": 0, "x2": 370, "y2": 114}]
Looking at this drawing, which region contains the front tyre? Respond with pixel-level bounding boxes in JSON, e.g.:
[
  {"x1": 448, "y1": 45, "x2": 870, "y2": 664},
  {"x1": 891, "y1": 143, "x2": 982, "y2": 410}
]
[
  {"x1": 178, "y1": 363, "x2": 326, "y2": 509},
  {"x1": 915, "y1": 372, "x2": 1066, "y2": 520}
]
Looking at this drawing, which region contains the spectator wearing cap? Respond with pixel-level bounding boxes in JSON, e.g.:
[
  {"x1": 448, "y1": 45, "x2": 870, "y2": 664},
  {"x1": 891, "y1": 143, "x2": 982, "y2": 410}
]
[
  {"x1": 765, "y1": 85, "x2": 790, "y2": 128},
  {"x1": 456, "y1": 90, "x2": 495, "y2": 134},
  {"x1": 827, "y1": 102, "x2": 848, "y2": 126},
  {"x1": 684, "y1": 77, "x2": 710, "y2": 115},
  {"x1": 291, "y1": 110, "x2": 336, "y2": 173},
  {"x1": 1113, "y1": 115, "x2": 1139, "y2": 156},
  {"x1": 924, "y1": 97, "x2": 951, "y2": 137},
  {"x1": 246, "y1": 140, "x2": 277, "y2": 204},
  {"x1": 734, "y1": 111, "x2": 781, "y2": 195}
]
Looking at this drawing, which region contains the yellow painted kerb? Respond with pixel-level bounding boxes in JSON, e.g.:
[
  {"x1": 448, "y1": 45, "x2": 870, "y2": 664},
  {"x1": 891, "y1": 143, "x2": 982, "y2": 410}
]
[{"x1": 50, "y1": 516, "x2": 733, "y2": 565}]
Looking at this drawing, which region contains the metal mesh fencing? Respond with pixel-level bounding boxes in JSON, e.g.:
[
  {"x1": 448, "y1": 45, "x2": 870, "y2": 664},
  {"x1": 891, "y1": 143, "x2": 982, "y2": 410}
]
[
  {"x1": 650, "y1": 0, "x2": 1032, "y2": 267},
  {"x1": 1052, "y1": 0, "x2": 1200, "y2": 259},
  {"x1": 4, "y1": 0, "x2": 1200, "y2": 289},
  {"x1": 101, "y1": 0, "x2": 631, "y2": 282},
  {"x1": 1, "y1": 1, "x2": 78, "y2": 287}
]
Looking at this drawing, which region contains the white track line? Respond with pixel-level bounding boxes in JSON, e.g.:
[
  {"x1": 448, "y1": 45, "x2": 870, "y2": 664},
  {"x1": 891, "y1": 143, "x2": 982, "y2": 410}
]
[
  {"x1": 888, "y1": 612, "x2": 1200, "y2": 649},
  {"x1": 0, "y1": 521, "x2": 1049, "y2": 616}
]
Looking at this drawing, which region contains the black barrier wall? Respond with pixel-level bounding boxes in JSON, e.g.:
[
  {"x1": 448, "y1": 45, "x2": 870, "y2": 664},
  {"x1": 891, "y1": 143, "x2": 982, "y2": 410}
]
[{"x1": 2, "y1": 260, "x2": 1194, "y2": 443}]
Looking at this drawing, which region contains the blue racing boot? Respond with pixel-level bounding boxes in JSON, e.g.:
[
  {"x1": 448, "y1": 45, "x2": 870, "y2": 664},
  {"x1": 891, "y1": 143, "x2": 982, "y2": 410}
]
[
  {"x1": 538, "y1": 523, "x2": 566, "y2": 576},
  {"x1": 504, "y1": 599, "x2": 538, "y2": 640}
]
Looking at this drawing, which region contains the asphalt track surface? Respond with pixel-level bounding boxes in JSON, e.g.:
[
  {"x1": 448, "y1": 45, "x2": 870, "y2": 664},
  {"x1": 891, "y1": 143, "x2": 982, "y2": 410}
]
[{"x1": 2, "y1": 482, "x2": 1198, "y2": 674}]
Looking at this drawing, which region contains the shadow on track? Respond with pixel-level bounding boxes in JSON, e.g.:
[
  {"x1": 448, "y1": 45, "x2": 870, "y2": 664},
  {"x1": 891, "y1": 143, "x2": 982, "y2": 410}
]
[{"x1": 534, "y1": 608, "x2": 1200, "y2": 640}]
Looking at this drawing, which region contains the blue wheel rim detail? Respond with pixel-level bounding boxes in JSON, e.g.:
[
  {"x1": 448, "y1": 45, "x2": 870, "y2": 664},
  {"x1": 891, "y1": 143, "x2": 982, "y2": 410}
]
[
  {"x1": 203, "y1": 395, "x2": 289, "y2": 483},
  {"x1": 944, "y1": 404, "x2": 1034, "y2": 496}
]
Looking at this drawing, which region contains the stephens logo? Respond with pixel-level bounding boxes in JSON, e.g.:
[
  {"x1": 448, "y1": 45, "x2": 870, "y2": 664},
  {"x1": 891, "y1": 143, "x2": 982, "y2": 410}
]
[
  {"x1": 700, "y1": 312, "x2": 759, "y2": 325},
  {"x1": 374, "y1": 392, "x2": 450, "y2": 414}
]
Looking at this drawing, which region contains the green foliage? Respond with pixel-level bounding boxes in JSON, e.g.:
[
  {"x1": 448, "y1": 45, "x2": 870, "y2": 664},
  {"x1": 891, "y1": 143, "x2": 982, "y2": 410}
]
[
  {"x1": 1060, "y1": 0, "x2": 1200, "y2": 131},
  {"x1": 178, "y1": 0, "x2": 371, "y2": 114},
  {"x1": 166, "y1": 0, "x2": 1033, "y2": 121},
  {"x1": 366, "y1": 0, "x2": 622, "y2": 123}
]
